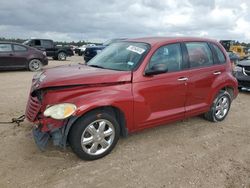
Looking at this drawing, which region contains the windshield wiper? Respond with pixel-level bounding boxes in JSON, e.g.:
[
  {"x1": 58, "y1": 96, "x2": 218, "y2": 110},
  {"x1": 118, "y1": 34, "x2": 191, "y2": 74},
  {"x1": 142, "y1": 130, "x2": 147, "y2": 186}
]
[{"x1": 88, "y1": 64, "x2": 105, "y2": 69}]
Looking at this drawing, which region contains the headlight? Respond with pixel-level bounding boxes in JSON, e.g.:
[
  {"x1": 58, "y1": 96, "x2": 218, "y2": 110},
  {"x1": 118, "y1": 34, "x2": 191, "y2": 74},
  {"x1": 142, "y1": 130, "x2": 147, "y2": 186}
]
[
  {"x1": 32, "y1": 72, "x2": 46, "y2": 83},
  {"x1": 44, "y1": 103, "x2": 77, "y2": 120},
  {"x1": 43, "y1": 51, "x2": 47, "y2": 56}
]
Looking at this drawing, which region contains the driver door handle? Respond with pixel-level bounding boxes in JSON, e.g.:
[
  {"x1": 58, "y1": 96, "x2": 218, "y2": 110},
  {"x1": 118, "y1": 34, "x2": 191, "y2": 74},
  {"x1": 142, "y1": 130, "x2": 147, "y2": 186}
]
[{"x1": 178, "y1": 77, "x2": 188, "y2": 81}]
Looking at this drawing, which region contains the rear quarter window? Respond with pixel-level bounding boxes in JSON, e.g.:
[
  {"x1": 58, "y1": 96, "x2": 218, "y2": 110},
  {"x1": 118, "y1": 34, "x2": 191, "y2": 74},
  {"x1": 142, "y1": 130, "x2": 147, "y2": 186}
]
[
  {"x1": 186, "y1": 42, "x2": 213, "y2": 68},
  {"x1": 42, "y1": 40, "x2": 53, "y2": 48},
  {"x1": 212, "y1": 44, "x2": 226, "y2": 64}
]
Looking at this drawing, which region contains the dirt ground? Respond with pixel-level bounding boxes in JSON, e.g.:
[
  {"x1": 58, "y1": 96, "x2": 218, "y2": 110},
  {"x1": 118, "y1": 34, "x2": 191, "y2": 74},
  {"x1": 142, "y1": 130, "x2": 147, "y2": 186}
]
[{"x1": 0, "y1": 55, "x2": 250, "y2": 188}]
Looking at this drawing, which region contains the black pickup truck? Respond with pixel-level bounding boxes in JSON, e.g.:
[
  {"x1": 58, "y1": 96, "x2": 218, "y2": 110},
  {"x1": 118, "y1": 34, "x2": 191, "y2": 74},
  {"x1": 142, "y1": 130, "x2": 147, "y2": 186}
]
[{"x1": 23, "y1": 39, "x2": 74, "y2": 61}]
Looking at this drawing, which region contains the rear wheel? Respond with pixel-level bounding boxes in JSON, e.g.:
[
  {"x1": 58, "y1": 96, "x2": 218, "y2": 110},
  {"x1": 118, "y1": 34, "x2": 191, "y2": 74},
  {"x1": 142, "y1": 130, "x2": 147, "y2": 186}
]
[
  {"x1": 57, "y1": 52, "x2": 67, "y2": 61},
  {"x1": 28, "y1": 59, "x2": 42, "y2": 71},
  {"x1": 68, "y1": 111, "x2": 120, "y2": 160},
  {"x1": 204, "y1": 91, "x2": 231, "y2": 122}
]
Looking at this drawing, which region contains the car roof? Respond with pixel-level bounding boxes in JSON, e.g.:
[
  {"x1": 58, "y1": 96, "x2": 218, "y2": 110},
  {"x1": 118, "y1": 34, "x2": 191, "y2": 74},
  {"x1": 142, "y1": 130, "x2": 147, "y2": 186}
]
[
  {"x1": 26, "y1": 39, "x2": 51, "y2": 40},
  {"x1": 0, "y1": 41, "x2": 25, "y2": 45},
  {"x1": 126, "y1": 37, "x2": 218, "y2": 46}
]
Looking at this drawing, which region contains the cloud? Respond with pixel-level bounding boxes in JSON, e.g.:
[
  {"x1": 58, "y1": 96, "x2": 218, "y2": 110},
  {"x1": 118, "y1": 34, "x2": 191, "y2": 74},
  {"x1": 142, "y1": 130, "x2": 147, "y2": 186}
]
[{"x1": 0, "y1": 0, "x2": 250, "y2": 42}]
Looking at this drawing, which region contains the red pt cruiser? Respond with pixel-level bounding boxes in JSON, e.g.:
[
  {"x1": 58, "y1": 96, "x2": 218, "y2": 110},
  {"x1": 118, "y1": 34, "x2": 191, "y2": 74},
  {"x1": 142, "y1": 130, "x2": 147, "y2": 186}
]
[{"x1": 26, "y1": 37, "x2": 238, "y2": 160}]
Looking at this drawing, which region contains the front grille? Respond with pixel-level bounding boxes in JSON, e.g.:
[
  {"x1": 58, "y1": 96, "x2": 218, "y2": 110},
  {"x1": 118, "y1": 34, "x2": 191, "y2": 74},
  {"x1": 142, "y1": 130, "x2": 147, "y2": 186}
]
[
  {"x1": 244, "y1": 66, "x2": 250, "y2": 71},
  {"x1": 25, "y1": 96, "x2": 41, "y2": 122}
]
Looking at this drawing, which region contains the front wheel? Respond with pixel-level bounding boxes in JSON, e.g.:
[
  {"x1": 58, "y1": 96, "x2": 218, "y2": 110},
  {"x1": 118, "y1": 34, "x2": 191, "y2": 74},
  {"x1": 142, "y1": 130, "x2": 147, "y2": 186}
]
[
  {"x1": 28, "y1": 59, "x2": 42, "y2": 71},
  {"x1": 204, "y1": 91, "x2": 231, "y2": 122},
  {"x1": 57, "y1": 52, "x2": 67, "y2": 61},
  {"x1": 68, "y1": 111, "x2": 120, "y2": 160}
]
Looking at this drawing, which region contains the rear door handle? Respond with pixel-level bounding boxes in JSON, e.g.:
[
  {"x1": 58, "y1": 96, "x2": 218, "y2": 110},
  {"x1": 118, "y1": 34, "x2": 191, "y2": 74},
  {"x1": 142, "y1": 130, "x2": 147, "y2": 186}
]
[
  {"x1": 9, "y1": 53, "x2": 14, "y2": 56},
  {"x1": 178, "y1": 77, "x2": 188, "y2": 81},
  {"x1": 213, "y1": 71, "x2": 221, "y2": 75}
]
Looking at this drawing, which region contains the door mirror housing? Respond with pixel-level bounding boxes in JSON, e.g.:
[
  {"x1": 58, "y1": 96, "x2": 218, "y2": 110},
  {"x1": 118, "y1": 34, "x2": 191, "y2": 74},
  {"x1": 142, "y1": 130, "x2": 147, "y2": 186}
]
[{"x1": 145, "y1": 63, "x2": 168, "y2": 76}]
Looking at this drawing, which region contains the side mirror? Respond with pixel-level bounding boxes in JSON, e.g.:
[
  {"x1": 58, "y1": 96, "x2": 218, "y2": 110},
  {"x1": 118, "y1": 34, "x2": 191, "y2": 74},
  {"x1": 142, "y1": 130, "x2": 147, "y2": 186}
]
[{"x1": 145, "y1": 63, "x2": 168, "y2": 76}]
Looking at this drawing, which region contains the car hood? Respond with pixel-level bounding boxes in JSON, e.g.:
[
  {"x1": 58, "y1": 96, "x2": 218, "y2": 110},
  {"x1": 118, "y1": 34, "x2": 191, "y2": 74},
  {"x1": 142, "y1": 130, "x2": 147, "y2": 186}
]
[
  {"x1": 237, "y1": 60, "x2": 250, "y2": 67},
  {"x1": 36, "y1": 64, "x2": 132, "y2": 89},
  {"x1": 86, "y1": 45, "x2": 106, "y2": 50}
]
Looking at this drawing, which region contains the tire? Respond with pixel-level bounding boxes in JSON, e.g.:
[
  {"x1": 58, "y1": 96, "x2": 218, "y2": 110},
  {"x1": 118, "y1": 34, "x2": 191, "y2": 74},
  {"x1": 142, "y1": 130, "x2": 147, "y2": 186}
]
[
  {"x1": 57, "y1": 52, "x2": 67, "y2": 61},
  {"x1": 28, "y1": 59, "x2": 42, "y2": 72},
  {"x1": 68, "y1": 111, "x2": 120, "y2": 160},
  {"x1": 204, "y1": 91, "x2": 231, "y2": 122}
]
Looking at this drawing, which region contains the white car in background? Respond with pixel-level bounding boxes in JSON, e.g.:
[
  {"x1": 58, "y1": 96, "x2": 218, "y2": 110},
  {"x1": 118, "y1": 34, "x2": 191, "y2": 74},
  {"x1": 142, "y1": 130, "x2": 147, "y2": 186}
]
[{"x1": 78, "y1": 44, "x2": 96, "y2": 56}]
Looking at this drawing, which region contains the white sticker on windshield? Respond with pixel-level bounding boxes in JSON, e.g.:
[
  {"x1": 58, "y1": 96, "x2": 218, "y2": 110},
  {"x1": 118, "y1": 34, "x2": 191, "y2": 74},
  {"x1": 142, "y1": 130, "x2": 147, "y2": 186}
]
[
  {"x1": 127, "y1": 61, "x2": 134, "y2": 66},
  {"x1": 126, "y1": 45, "x2": 145, "y2": 54}
]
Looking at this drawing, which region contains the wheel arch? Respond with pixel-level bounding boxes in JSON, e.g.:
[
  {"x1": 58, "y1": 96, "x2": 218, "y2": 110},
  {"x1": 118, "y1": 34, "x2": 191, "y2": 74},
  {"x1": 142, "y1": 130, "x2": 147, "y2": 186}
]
[
  {"x1": 83, "y1": 106, "x2": 128, "y2": 137},
  {"x1": 62, "y1": 105, "x2": 128, "y2": 148},
  {"x1": 221, "y1": 86, "x2": 235, "y2": 100},
  {"x1": 56, "y1": 50, "x2": 67, "y2": 56},
  {"x1": 208, "y1": 81, "x2": 237, "y2": 106},
  {"x1": 214, "y1": 85, "x2": 235, "y2": 101},
  {"x1": 204, "y1": 86, "x2": 233, "y2": 122}
]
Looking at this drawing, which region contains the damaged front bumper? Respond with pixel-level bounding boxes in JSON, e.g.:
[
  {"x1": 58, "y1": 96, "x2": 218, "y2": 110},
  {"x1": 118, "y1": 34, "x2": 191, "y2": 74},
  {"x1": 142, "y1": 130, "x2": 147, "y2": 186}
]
[{"x1": 32, "y1": 116, "x2": 78, "y2": 151}]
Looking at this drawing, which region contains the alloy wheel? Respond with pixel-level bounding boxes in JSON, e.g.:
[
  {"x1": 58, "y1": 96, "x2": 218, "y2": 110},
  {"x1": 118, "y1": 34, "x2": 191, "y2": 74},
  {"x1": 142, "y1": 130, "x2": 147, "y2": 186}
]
[
  {"x1": 215, "y1": 96, "x2": 229, "y2": 119},
  {"x1": 58, "y1": 52, "x2": 66, "y2": 60},
  {"x1": 81, "y1": 119, "x2": 115, "y2": 156},
  {"x1": 29, "y1": 59, "x2": 42, "y2": 71}
]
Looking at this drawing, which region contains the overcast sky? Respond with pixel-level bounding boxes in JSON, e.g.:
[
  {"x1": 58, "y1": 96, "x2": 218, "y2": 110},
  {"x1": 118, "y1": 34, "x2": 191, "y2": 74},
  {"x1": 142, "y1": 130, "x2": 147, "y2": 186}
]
[{"x1": 0, "y1": 0, "x2": 250, "y2": 42}]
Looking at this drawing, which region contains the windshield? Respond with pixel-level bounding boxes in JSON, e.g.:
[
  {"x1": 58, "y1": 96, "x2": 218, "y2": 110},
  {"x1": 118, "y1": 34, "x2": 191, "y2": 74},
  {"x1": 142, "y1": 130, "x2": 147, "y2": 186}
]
[
  {"x1": 23, "y1": 40, "x2": 31, "y2": 45},
  {"x1": 103, "y1": 39, "x2": 116, "y2": 46},
  {"x1": 103, "y1": 39, "x2": 126, "y2": 46},
  {"x1": 88, "y1": 42, "x2": 150, "y2": 71}
]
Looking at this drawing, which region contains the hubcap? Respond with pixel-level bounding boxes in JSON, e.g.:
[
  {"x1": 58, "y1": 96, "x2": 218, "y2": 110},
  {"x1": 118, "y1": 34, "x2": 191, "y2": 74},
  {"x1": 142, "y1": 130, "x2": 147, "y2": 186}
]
[
  {"x1": 30, "y1": 60, "x2": 41, "y2": 71},
  {"x1": 81, "y1": 119, "x2": 115, "y2": 156},
  {"x1": 59, "y1": 53, "x2": 66, "y2": 60},
  {"x1": 215, "y1": 96, "x2": 229, "y2": 119}
]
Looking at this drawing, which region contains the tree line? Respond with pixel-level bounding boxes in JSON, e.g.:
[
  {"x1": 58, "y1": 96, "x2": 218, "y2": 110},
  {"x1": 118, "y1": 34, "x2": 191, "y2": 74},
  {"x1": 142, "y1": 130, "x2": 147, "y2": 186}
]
[{"x1": 0, "y1": 37, "x2": 101, "y2": 47}]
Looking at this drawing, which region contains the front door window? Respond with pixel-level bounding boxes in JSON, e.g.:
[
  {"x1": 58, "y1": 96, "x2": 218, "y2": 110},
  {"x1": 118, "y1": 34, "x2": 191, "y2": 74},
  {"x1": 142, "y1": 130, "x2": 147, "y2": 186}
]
[{"x1": 147, "y1": 43, "x2": 183, "y2": 73}]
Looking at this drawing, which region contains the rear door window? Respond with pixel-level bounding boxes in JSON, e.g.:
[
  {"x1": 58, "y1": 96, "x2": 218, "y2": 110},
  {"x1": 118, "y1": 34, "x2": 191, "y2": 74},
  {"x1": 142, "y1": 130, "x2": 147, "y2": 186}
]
[
  {"x1": 185, "y1": 42, "x2": 213, "y2": 68},
  {"x1": 148, "y1": 43, "x2": 183, "y2": 73},
  {"x1": 13, "y1": 45, "x2": 27, "y2": 52},
  {"x1": 42, "y1": 40, "x2": 53, "y2": 48},
  {"x1": 0, "y1": 44, "x2": 12, "y2": 52}
]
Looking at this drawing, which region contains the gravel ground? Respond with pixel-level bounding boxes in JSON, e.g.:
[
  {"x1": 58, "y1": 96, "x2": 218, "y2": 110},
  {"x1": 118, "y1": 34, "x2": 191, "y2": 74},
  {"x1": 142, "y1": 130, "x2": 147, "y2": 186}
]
[{"x1": 0, "y1": 55, "x2": 250, "y2": 188}]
